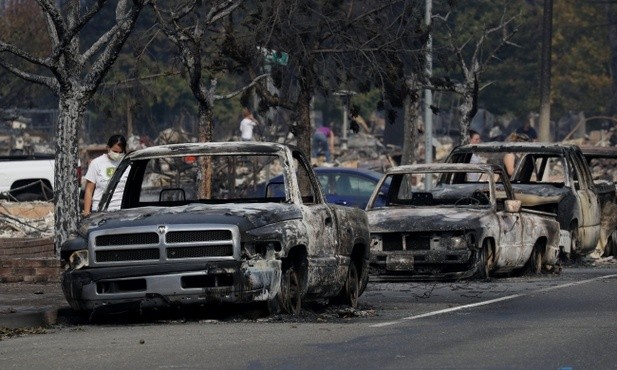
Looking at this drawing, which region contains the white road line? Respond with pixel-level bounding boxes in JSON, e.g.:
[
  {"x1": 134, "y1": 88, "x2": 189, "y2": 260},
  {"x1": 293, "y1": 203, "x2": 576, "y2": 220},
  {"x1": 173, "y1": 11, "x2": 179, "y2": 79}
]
[{"x1": 369, "y1": 273, "x2": 617, "y2": 328}]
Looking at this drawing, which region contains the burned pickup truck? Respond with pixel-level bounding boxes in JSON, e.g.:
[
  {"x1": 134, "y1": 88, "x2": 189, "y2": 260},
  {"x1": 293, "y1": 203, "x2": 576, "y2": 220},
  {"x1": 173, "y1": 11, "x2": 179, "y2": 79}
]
[
  {"x1": 61, "y1": 142, "x2": 370, "y2": 315},
  {"x1": 447, "y1": 143, "x2": 605, "y2": 258},
  {"x1": 365, "y1": 163, "x2": 563, "y2": 280},
  {"x1": 579, "y1": 146, "x2": 617, "y2": 257}
]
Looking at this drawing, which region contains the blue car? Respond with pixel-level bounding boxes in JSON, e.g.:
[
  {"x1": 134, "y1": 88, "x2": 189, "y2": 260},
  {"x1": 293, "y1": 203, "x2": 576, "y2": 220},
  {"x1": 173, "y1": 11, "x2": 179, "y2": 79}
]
[{"x1": 260, "y1": 167, "x2": 386, "y2": 209}]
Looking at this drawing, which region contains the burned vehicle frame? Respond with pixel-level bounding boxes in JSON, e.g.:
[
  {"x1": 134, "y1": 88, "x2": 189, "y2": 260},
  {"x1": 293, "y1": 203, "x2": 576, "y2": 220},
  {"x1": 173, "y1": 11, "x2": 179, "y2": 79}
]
[
  {"x1": 60, "y1": 142, "x2": 370, "y2": 315},
  {"x1": 579, "y1": 146, "x2": 617, "y2": 257},
  {"x1": 447, "y1": 143, "x2": 603, "y2": 258},
  {"x1": 365, "y1": 163, "x2": 563, "y2": 280}
]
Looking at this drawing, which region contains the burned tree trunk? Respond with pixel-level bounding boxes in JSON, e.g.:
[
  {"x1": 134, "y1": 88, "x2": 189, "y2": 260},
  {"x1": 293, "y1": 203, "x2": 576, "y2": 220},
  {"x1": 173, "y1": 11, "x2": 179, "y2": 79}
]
[
  {"x1": 54, "y1": 93, "x2": 85, "y2": 249},
  {"x1": 607, "y1": 3, "x2": 617, "y2": 117},
  {"x1": 402, "y1": 77, "x2": 420, "y2": 165}
]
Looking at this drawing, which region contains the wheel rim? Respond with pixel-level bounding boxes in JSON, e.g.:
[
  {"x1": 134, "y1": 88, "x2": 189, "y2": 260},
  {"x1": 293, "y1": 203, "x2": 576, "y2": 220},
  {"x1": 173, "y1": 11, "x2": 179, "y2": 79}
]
[
  {"x1": 532, "y1": 247, "x2": 542, "y2": 274},
  {"x1": 479, "y1": 244, "x2": 492, "y2": 279},
  {"x1": 347, "y1": 264, "x2": 359, "y2": 308},
  {"x1": 286, "y1": 268, "x2": 301, "y2": 315},
  {"x1": 570, "y1": 228, "x2": 578, "y2": 258}
]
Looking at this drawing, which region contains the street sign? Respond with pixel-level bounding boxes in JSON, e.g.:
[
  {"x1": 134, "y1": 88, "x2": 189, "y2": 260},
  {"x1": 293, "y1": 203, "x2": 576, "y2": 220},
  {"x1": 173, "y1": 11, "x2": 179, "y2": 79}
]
[{"x1": 258, "y1": 47, "x2": 289, "y2": 66}]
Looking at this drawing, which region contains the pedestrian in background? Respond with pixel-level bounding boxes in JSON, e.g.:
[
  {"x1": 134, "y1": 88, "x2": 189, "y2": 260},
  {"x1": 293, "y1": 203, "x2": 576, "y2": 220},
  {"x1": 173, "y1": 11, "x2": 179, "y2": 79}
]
[
  {"x1": 516, "y1": 114, "x2": 538, "y2": 141},
  {"x1": 503, "y1": 132, "x2": 530, "y2": 176},
  {"x1": 82, "y1": 134, "x2": 127, "y2": 216},
  {"x1": 239, "y1": 107, "x2": 259, "y2": 141},
  {"x1": 312, "y1": 122, "x2": 335, "y2": 163},
  {"x1": 468, "y1": 130, "x2": 482, "y2": 181}
]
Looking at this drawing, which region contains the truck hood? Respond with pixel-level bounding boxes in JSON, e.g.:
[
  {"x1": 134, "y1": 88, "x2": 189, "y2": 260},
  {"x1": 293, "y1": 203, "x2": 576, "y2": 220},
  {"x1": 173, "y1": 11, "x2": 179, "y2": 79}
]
[
  {"x1": 367, "y1": 206, "x2": 488, "y2": 233},
  {"x1": 84, "y1": 203, "x2": 302, "y2": 233}
]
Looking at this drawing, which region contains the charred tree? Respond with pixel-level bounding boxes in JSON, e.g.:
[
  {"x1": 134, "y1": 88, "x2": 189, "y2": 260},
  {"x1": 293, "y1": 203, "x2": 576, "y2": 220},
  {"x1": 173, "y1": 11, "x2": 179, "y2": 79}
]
[
  {"x1": 0, "y1": 0, "x2": 146, "y2": 253},
  {"x1": 433, "y1": 8, "x2": 518, "y2": 145},
  {"x1": 226, "y1": 0, "x2": 423, "y2": 161},
  {"x1": 151, "y1": 0, "x2": 267, "y2": 198},
  {"x1": 608, "y1": 2, "x2": 617, "y2": 117}
]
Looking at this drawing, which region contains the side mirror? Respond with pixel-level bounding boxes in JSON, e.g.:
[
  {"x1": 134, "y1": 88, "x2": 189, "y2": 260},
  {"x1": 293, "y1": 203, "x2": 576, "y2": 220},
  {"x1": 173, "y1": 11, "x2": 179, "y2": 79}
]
[{"x1": 505, "y1": 199, "x2": 521, "y2": 213}]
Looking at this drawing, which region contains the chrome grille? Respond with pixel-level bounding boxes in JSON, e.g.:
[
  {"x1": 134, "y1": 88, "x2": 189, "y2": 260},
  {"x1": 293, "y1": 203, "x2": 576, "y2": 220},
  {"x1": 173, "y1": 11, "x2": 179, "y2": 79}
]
[
  {"x1": 96, "y1": 232, "x2": 158, "y2": 246},
  {"x1": 90, "y1": 224, "x2": 240, "y2": 266},
  {"x1": 166, "y1": 230, "x2": 232, "y2": 243},
  {"x1": 382, "y1": 233, "x2": 430, "y2": 251},
  {"x1": 167, "y1": 245, "x2": 233, "y2": 258},
  {"x1": 96, "y1": 248, "x2": 160, "y2": 262}
]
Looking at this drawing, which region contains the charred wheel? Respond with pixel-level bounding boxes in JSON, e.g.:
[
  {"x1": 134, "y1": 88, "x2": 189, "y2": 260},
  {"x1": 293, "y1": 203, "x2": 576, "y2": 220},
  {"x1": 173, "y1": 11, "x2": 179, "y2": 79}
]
[
  {"x1": 526, "y1": 242, "x2": 544, "y2": 275},
  {"x1": 269, "y1": 266, "x2": 302, "y2": 315},
  {"x1": 477, "y1": 240, "x2": 494, "y2": 280},
  {"x1": 333, "y1": 262, "x2": 360, "y2": 308},
  {"x1": 604, "y1": 229, "x2": 617, "y2": 257}
]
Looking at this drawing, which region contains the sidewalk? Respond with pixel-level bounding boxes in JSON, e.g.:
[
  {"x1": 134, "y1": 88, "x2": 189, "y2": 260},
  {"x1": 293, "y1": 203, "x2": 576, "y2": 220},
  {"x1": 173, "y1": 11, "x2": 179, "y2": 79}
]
[{"x1": 0, "y1": 282, "x2": 70, "y2": 329}]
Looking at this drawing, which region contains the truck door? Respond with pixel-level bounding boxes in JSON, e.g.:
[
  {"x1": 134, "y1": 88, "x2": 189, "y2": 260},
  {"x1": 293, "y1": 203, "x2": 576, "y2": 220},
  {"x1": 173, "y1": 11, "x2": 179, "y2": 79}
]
[
  {"x1": 495, "y1": 174, "x2": 525, "y2": 267},
  {"x1": 292, "y1": 155, "x2": 339, "y2": 296},
  {"x1": 569, "y1": 151, "x2": 601, "y2": 251}
]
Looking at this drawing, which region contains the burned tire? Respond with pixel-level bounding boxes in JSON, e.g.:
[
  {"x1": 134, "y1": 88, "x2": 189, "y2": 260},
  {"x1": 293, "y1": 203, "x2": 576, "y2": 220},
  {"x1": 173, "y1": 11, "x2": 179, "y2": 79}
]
[
  {"x1": 526, "y1": 243, "x2": 543, "y2": 275},
  {"x1": 568, "y1": 224, "x2": 579, "y2": 261},
  {"x1": 332, "y1": 262, "x2": 360, "y2": 308},
  {"x1": 269, "y1": 267, "x2": 301, "y2": 315},
  {"x1": 476, "y1": 241, "x2": 494, "y2": 280},
  {"x1": 603, "y1": 230, "x2": 617, "y2": 257}
]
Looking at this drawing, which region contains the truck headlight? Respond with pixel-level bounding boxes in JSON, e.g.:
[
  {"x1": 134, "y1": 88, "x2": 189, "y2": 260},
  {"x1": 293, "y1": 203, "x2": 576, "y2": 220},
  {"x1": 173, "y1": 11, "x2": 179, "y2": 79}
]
[
  {"x1": 448, "y1": 236, "x2": 468, "y2": 250},
  {"x1": 370, "y1": 234, "x2": 383, "y2": 252},
  {"x1": 69, "y1": 250, "x2": 89, "y2": 270}
]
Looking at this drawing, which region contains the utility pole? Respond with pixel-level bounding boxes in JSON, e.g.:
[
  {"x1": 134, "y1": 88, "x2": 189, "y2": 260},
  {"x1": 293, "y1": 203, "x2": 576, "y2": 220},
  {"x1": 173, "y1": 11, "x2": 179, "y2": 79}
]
[
  {"x1": 538, "y1": 0, "x2": 553, "y2": 142},
  {"x1": 424, "y1": 0, "x2": 433, "y2": 162},
  {"x1": 424, "y1": 0, "x2": 433, "y2": 188}
]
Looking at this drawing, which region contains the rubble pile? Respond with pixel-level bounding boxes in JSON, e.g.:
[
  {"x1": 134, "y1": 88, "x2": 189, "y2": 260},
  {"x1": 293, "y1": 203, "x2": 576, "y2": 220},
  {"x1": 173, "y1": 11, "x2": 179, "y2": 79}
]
[{"x1": 0, "y1": 201, "x2": 54, "y2": 238}]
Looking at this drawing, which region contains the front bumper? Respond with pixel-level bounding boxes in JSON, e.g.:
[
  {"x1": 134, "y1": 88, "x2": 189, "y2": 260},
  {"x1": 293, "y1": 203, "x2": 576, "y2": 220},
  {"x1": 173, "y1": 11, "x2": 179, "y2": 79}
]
[
  {"x1": 369, "y1": 249, "x2": 476, "y2": 281},
  {"x1": 62, "y1": 259, "x2": 281, "y2": 312}
]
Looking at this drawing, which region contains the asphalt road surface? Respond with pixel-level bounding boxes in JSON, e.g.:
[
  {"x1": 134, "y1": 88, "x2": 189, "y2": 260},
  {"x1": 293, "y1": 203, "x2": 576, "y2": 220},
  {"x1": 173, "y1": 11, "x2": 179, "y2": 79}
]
[{"x1": 1, "y1": 264, "x2": 616, "y2": 369}]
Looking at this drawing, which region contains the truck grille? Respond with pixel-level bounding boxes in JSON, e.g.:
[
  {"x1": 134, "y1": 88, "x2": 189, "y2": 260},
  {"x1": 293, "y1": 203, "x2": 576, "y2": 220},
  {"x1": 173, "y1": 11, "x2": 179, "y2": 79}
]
[
  {"x1": 90, "y1": 225, "x2": 240, "y2": 266},
  {"x1": 383, "y1": 233, "x2": 431, "y2": 251}
]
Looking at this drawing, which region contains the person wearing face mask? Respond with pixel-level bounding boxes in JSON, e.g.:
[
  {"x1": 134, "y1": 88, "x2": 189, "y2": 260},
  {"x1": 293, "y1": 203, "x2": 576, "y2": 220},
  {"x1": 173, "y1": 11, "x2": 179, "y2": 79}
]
[{"x1": 82, "y1": 134, "x2": 127, "y2": 216}]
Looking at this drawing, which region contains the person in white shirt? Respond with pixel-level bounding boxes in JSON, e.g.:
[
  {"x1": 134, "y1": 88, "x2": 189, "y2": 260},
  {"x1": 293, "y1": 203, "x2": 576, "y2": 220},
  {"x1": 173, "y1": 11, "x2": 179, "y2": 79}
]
[
  {"x1": 82, "y1": 134, "x2": 127, "y2": 216},
  {"x1": 468, "y1": 130, "x2": 482, "y2": 181},
  {"x1": 239, "y1": 107, "x2": 259, "y2": 141}
]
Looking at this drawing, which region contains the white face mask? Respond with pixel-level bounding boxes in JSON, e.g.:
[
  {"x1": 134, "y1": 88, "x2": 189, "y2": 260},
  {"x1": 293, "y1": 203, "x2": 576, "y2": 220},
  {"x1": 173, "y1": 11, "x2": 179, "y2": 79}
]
[{"x1": 108, "y1": 150, "x2": 123, "y2": 162}]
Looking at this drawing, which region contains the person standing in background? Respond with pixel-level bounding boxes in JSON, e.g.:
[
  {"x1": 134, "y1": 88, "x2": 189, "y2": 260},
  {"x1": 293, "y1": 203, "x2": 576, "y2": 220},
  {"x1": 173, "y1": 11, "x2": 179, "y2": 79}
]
[
  {"x1": 469, "y1": 129, "x2": 482, "y2": 145},
  {"x1": 515, "y1": 114, "x2": 538, "y2": 141},
  {"x1": 82, "y1": 134, "x2": 127, "y2": 216},
  {"x1": 239, "y1": 107, "x2": 259, "y2": 141},
  {"x1": 312, "y1": 122, "x2": 336, "y2": 163},
  {"x1": 503, "y1": 132, "x2": 530, "y2": 176},
  {"x1": 468, "y1": 130, "x2": 482, "y2": 181}
]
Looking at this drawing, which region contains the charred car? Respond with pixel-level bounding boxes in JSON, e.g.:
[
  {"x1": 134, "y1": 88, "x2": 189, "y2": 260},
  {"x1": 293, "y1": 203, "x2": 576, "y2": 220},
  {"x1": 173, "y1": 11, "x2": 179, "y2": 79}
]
[
  {"x1": 447, "y1": 143, "x2": 606, "y2": 258},
  {"x1": 579, "y1": 146, "x2": 617, "y2": 257},
  {"x1": 365, "y1": 163, "x2": 563, "y2": 280},
  {"x1": 61, "y1": 142, "x2": 370, "y2": 314}
]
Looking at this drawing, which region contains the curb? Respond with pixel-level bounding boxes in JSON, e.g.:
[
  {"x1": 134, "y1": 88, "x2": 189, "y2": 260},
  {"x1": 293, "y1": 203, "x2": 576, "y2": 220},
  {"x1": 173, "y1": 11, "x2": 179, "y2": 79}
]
[{"x1": 0, "y1": 307, "x2": 59, "y2": 329}]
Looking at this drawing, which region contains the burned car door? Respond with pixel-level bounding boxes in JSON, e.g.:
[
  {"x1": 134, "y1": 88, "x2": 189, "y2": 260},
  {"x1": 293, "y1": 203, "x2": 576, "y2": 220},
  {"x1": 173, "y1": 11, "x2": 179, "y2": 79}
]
[
  {"x1": 494, "y1": 173, "x2": 525, "y2": 267},
  {"x1": 291, "y1": 154, "x2": 341, "y2": 297}
]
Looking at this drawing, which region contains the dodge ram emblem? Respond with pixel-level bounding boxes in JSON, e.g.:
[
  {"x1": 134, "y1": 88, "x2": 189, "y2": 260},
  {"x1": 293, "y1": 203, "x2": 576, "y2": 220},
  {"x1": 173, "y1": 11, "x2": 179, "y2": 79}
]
[{"x1": 158, "y1": 226, "x2": 167, "y2": 234}]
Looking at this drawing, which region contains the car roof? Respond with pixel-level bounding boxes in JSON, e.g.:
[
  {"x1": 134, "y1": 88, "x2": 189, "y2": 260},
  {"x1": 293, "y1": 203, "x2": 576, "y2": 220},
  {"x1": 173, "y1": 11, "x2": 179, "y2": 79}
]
[
  {"x1": 312, "y1": 167, "x2": 384, "y2": 179},
  {"x1": 126, "y1": 142, "x2": 292, "y2": 160},
  {"x1": 384, "y1": 163, "x2": 503, "y2": 175},
  {"x1": 579, "y1": 145, "x2": 617, "y2": 159},
  {"x1": 451, "y1": 142, "x2": 581, "y2": 154}
]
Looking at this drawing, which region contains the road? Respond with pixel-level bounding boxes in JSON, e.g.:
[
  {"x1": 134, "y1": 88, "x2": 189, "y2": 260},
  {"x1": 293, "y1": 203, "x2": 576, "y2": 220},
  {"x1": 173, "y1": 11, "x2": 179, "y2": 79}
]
[{"x1": 1, "y1": 265, "x2": 616, "y2": 369}]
